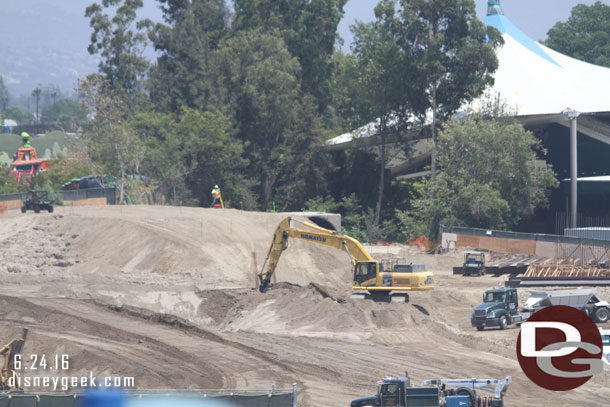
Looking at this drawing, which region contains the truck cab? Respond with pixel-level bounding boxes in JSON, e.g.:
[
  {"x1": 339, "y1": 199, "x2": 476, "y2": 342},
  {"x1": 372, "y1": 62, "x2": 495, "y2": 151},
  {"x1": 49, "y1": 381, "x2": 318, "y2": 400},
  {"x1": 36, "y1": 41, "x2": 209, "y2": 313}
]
[
  {"x1": 471, "y1": 288, "x2": 523, "y2": 331},
  {"x1": 350, "y1": 375, "x2": 439, "y2": 407}
]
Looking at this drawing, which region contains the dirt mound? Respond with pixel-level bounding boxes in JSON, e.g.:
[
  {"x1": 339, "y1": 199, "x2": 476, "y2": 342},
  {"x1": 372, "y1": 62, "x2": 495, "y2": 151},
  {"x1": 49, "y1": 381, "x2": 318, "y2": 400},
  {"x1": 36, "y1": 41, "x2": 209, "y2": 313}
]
[
  {"x1": 1, "y1": 206, "x2": 609, "y2": 406},
  {"x1": 0, "y1": 214, "x2": 77, "y2": 275}
]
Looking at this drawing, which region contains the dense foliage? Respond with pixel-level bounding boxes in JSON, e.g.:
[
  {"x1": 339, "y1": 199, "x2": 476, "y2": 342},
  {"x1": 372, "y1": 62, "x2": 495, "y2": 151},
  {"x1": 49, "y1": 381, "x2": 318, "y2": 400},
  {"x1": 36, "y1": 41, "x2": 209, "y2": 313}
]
[
  {"x1": 398, "y1": 118, "x2": 559, "y2": 238},
  {"x1": 0, "y1": 0, "x2": 565, "y2": 244},
  {"x1": 545, "y1": 1, "x2": 610, "y2": 68}
]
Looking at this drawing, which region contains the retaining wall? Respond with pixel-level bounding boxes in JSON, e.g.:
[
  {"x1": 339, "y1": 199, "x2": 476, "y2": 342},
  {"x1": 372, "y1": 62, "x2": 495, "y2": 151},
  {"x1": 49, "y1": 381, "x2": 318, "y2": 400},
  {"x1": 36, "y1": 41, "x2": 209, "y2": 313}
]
[{"x1": 441, "y1": 226, "x2": 610, "y2": 264}]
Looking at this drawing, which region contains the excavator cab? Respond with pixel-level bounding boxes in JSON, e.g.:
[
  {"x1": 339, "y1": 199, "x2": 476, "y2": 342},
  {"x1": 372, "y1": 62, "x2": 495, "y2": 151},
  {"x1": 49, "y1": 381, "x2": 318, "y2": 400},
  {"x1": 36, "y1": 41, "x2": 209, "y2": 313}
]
[{"x1": 354, "y1": 262, "x2": 378, "y2": 285}]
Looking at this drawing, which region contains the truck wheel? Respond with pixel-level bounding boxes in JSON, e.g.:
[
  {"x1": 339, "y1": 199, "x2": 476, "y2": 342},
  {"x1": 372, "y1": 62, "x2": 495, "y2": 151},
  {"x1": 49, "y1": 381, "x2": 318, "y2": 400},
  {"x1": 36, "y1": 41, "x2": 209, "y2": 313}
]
[
  {"x1": 476, "y1": 325, "x2": 485, "y2": 331},
  {"x1": 34, "y1": 205, "x2": 40, "y2": 213},
  {"x1": 594, "y1": 307, "x2": 610, "y2": 323},
  {"x1": 21, "y1": 206, "x2": 26, "y2": 213},
  {"x1": 48, "y1": 206, "x2": 54, "y2": 213},
  {"x1": 498, "y1": 316, "x2": 507, "y2": 330}
]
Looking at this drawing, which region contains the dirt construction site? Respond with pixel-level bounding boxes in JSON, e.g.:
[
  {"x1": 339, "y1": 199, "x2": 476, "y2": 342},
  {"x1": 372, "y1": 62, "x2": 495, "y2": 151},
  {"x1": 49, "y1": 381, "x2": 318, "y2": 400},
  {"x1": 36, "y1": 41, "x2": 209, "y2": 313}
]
[{"x1": 1, "y1": 205, "x2": 610, "y2": 406}]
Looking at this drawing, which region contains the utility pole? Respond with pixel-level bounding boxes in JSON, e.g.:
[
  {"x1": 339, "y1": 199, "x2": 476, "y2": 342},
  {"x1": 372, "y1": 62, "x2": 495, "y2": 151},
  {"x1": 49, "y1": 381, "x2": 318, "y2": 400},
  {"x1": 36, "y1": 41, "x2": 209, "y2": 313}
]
[{"x1": 562, "y1": 108, "x2": 580, "y2": 229}]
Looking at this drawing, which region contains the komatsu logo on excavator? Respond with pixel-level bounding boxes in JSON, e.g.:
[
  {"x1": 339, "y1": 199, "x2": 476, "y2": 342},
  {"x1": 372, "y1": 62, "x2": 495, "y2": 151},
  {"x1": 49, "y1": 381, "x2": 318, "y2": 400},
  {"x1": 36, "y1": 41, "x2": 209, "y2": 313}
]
[{"x1": 300, "y1": 233, "x2": 326, "y2": 242}]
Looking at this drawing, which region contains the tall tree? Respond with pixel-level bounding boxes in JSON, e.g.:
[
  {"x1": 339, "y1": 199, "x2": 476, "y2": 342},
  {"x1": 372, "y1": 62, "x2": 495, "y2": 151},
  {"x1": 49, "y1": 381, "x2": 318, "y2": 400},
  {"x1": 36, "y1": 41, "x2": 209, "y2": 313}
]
[
  {"x1": 400, "y1": 118, "x2": 558, "y2": 238},
  {"x1": 545, "y1": 1, "x2": 610, "y2": 68},
  {"x1": 233, "y1": 0, "x2": 346, "y2": 110},
  {"x1": 328, "y1": 50, "x2": 365, "y2": 132},
  {"x1": 0, "y1": 76, "x2": 9, "y2": 113},
  {"x1": 42, "y1": 99, "x2": 88, "y2": 132},
  {"x1": 86, "y1": 0, "x2": 150, "y2": 106},
  {"x1": 396, "y1": 0, "x2": 503, "y2": 177},
  {"x1": 78, "y1": 74, "x2": 143, "y2": 204},
  {"x1": 351, "y1": 0, "x2": 410, "y2": 226},
  {"x1": 273, "y1": 94, "x2": 335, "y2": 210},
  {"x1": 132, "y1": 108, "x2": 245, "y2": 207},
  {"x1": 147, "y1": 0, "x2": 230, "y2": 112},
  {"x1": 218, "y1": 29, "x2": 302, "y2": 207}
]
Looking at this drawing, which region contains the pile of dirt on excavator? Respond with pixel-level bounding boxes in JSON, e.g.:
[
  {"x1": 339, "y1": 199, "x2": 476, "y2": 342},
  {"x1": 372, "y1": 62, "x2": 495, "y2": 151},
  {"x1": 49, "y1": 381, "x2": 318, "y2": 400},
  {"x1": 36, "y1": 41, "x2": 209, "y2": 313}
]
[{"x1": 0, "y1": 205, "x2": 609, "y2": 407}]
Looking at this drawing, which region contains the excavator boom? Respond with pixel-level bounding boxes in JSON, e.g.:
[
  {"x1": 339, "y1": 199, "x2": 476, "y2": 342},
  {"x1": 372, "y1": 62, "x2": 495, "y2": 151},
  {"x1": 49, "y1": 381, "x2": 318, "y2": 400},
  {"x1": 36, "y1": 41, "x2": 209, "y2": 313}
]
[
  {"x1": 0, "y1": 328, "x2": 28, "y2": 390},
  {"x1": 258, "y1": 217, "x2": 434, "y2": 296}
]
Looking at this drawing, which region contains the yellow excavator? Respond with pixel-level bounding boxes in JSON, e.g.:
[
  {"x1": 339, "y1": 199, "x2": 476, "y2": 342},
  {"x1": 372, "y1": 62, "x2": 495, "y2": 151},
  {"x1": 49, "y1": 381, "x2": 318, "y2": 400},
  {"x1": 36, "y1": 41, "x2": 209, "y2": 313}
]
[
  {"x1": 0, "y1": 328, "x2": 28, "y2": 390},
  {"x1": 258, "y1": 217, "x2": 434, "y2": 301}
]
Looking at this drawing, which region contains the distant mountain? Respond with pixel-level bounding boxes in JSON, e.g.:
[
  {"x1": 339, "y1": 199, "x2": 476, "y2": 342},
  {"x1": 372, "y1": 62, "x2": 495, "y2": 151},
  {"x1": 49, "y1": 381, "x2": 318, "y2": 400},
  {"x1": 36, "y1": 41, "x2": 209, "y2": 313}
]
[
  {"x1": 0, "y1": 0, "x2": 163, "y2": 98},
  {"x1": 0, "y1": 1, "x2": 100, "y2": 96}
]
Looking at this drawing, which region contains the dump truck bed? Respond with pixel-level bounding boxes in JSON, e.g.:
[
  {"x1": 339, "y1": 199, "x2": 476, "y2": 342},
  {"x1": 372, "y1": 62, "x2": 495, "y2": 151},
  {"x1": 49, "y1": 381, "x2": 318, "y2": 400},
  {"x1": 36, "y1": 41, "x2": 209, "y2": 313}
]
[{"x1": 525, "y1": 288, "x2": 597, "y2": 309}]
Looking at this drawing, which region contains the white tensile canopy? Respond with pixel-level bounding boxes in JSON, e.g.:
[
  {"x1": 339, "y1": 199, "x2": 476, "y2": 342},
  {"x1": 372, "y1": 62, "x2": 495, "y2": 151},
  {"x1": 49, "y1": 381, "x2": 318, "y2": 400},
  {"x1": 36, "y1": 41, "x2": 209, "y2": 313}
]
[
  {"x1": 483, "y1": 10, "x2": 610, "y2": 116},
  {"x1": 327, "y1": 2, "x2": 610, "y2": 161}
]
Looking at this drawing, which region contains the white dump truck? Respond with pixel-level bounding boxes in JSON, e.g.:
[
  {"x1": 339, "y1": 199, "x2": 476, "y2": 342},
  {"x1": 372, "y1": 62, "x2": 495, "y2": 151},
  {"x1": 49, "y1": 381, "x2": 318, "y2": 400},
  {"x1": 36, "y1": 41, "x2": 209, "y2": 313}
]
[
  {"x1": 472, "y1": 287, "x2": 610, "y2": 330},
  {"x1": 521, "y1": 288, "x2": 610, "y2": 323}
]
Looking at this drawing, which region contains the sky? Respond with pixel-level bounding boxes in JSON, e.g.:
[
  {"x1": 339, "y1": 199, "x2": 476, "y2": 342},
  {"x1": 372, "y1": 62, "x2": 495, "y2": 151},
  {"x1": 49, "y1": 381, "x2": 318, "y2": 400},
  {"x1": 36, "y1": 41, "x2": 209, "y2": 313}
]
[{"x1": 1, "y1": 0, "x2": 609, "y2": 96}]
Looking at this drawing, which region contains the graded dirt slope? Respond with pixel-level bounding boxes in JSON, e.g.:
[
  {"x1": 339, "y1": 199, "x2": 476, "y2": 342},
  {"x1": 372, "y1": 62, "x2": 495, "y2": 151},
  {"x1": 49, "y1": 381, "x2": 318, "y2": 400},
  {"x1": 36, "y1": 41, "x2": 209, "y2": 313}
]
[{"x1": 0, "y1": 205, "x2": 608, "y2": 406}]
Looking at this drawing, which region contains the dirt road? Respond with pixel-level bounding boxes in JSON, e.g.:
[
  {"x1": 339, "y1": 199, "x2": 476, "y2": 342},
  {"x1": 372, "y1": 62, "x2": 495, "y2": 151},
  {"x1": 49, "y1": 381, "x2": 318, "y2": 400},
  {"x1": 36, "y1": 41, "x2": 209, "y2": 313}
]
[{"x1": 0, "y1": 205, "x2": 608, "y2": 406}]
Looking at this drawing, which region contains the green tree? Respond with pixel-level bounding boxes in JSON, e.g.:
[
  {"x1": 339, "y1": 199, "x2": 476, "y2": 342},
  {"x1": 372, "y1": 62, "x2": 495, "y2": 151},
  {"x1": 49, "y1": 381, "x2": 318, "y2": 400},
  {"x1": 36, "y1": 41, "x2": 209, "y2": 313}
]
[
  {"x1": 78, "y1": 74, "x2": 143, "y2": 204},
  {"x1": 400, "y1": 118, "x2": 558, "y2": 238},
  {"x1": 86, "y1": 0, "x2": 150, "y2": 106},
  {"x1": 3, "y1": 107, "x2": 29, "y2": 125},
  {"x1": 0, "y1": 164, "x2": 19, "y2": 194},
  {"x1": 351, "y1": 1, "x2": 410, "y2": 226},
  {"x1": 328, "y1": 50, "x2": 365, "y2": 133},
  {"x1": 31, "y1": 157, "x2": 91, "y2": 192},
  {"x1": 218, "y1": 29, "x2": 301, "y2": 207},
  {"x1": 545, "y1": 1, "x2": 610, "y2": 68},
  {"x1": 273, "y1": 95, "x2": 335, "y2": 210},
  {"x1": 0, "y1": 76, "x2": 9, "y2": 113},
  {"x1": 132, "y1": 108, "x2": 246, "y2": 207},
  {"x1": 147, "y1": 0, "x2": 230, "y2": 112},
  {"x1": 396, "y1": 0, "x2": 503, "y2": 177},
  {"x1": 233, "y1": 0, "x2": 347, "y2": 110},
  {"x1": 42, "y1": 99, "x2": 88, "y2": 132}
]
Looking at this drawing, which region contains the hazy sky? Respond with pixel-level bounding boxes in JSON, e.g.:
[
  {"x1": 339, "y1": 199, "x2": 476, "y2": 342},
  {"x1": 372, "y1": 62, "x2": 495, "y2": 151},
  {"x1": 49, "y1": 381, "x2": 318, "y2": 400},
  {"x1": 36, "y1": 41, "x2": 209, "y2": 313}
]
[
  {"x1": 339, "y1": 0, "x2": 610, "y2": 49},
  {"x1": 2, "y1": 0, "x2": 610, "y2": 95}
]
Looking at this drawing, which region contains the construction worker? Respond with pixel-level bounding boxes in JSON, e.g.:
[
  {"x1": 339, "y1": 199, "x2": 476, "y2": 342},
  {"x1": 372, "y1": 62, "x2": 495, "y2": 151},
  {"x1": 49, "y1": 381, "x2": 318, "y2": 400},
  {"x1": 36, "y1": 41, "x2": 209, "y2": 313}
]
[{"x1": 211, "y1": 185, "x2": 223, "y2": 208}]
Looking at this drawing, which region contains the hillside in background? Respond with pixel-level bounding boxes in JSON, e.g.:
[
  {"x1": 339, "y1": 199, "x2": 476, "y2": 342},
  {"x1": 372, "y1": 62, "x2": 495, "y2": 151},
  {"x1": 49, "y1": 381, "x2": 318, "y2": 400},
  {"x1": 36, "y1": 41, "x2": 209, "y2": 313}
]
[{"x1": 0, "y1": 1, "x2": 99, "y2": 96}]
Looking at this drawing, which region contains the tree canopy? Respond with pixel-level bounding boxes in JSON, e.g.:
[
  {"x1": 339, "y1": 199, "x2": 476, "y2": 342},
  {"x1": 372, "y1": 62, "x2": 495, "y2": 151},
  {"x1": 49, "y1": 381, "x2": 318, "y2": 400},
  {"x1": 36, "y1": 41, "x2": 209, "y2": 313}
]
[
  {"x1": 86, "y1": 0, "x2": 151, "y2": 106},
  {"x1": 233, "y1": 0, "x2": 347, "y2": 110},
  {"x1": 57, "y1": 0, "x2": 564, "y2": 241},
  {"x1": 545, "y1": 1, "x2": 610, "y2": 68},
  {"x1": 400, "y1": 117, "x2": 558, "y2": 238}
]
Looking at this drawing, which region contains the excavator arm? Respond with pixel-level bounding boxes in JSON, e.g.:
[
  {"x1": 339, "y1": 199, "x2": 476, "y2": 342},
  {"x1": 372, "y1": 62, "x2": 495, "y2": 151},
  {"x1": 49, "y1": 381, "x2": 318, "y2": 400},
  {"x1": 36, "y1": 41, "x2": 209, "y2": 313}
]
[
  {"x1": 0, "y1": 328, "x2": 28, "y2": 390},
  {"x1": 258, "y1": 217, "x2": 375, "y2": 292}
]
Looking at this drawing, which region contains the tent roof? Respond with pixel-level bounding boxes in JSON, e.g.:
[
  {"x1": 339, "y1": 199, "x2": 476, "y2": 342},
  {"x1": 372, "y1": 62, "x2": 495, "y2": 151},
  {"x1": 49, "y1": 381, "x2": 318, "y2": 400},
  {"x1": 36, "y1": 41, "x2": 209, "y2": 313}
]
[
  {"x1": 483, "y1": 10, "x2": 610, "y2": 116},
  {"x1": 327, "y1": 1, "x2": 610, "y2": 152}
]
